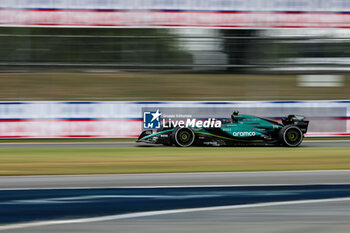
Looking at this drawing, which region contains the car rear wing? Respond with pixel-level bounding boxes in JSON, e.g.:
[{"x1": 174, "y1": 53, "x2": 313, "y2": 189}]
[{"x1": 282, "y1": 115, "x2": 309, "y2": 134}]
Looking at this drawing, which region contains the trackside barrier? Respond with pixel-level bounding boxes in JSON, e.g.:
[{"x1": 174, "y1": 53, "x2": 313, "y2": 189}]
[
  {"x1": 2, "y1": 1, "x2": 350, "y2": 28},
  {"x1": 0, "y1": 101, "x2": 349, "y2": 138}
]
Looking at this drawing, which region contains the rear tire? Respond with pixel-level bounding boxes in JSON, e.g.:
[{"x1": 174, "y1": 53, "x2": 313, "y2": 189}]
[
  {"x1": 278, "y1": 125, "x2": 303, "y2": 147},
  {"x1": 172, "y1": 127, "x2": 195, "y2": 147}
]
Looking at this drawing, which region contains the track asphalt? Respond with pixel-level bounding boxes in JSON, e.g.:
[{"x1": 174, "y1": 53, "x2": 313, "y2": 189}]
[{"x1": 0, "y1": 140, "x2": 349, "y2": 148}]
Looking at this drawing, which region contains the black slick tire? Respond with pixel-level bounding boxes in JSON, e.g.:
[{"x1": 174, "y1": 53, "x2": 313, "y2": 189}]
[
  {"x1": 278, "y1": 125, "x2": 303, "y2": 147},
  {"x1": 172, "y1": 127, "x2": 195, "y2": 147}
]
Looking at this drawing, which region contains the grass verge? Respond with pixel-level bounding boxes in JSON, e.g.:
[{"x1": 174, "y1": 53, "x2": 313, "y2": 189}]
[{"x1": 0, "y1": 147, "x2": 349, "y2": 175}]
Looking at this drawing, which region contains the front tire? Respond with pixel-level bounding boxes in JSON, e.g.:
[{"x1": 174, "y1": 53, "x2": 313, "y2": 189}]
[
  {"x1": 172, "y1": 127, "x2": 195, "y2": 147},
  {"x1": 278, "y1": 125, "x2": 303, "y2": 147}
]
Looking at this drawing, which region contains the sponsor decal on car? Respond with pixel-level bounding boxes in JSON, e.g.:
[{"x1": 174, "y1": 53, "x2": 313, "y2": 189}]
[
  {"x1": 143, "y1": 109, "x2": 162, "y2": 129},
  {"x1": 143, "y1": 109, "x2": 222, "y2": 129},
  {"x1": 232, "y1": 131, "x2": 256, "y2": 137},
  {"x1": 163, "y1": 118, "x2": 221, "y2": 128}
]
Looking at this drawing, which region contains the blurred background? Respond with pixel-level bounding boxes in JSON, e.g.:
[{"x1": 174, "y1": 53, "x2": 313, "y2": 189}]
[
  {"x1": 0, "y1": 1, "x2": 350, "y2": 138},
  {"x1": 0, "y1": 0, "x2": 349, "y2": 101},
  {"x1": 1, "y1": 5, "x2": 350, "y2": 233},
  {"x1": 1, "y1": 27, "x2": 350, "y2": 100}
]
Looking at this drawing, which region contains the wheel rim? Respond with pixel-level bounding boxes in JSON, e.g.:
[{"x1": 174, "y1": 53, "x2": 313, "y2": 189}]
[
  {"x1": 175, "y1": 128, "x2": 194, "y2": 147},
  {"x1": 178, "y1": 131, "x2": 191, "y2": 143},
  {"x1": 288, "y1": 132, "x2": 298, "y2": 141}
]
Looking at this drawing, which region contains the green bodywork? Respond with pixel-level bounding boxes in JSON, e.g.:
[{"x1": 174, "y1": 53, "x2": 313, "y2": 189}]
[
  {"x1": 143, "y1": 114, "x2": 283, "y2": 142},
  {"x1": 143, "y1": 129, "x2": 174, "y2": 139},
  {"x1": 194, "y1": 115, "x2": 282, "y2": 141}
]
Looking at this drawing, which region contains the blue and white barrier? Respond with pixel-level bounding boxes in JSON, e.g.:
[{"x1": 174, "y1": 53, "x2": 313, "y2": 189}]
[{"x1": 0, "y1": 101, "x2": 349, "y2": 138}]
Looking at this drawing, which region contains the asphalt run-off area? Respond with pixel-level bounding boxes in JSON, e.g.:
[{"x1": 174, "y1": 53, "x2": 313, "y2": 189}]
[
  {"x1": 1, "y1": 185, "x2": 350, "y2": 228},
  {"x1": 1, "y1": 171, "x2": 350, "y2": 232}
]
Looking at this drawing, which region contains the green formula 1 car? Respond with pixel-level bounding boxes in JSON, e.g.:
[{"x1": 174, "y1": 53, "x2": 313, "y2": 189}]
[{"x1": 137, "y1": 111, "x2": 309, "y2": 147}]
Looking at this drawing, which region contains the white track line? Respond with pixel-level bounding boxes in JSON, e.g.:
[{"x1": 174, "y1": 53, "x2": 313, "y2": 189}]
[{"x1": 1, "y1": 197, "x2": 350, "y2": 231}]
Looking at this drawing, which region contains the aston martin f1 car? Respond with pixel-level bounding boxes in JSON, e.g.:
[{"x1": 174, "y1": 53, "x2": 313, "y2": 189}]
[{"x1": 137, "y1": 112, "x2": 309, "y2": 147}]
